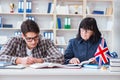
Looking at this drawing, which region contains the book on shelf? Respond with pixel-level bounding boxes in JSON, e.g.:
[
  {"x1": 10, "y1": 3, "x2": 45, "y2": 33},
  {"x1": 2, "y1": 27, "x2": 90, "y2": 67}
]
[
  {"x1": 49, "y1": 21, "x2": 54, "y2": 29},
  {"x1": 47, "y1": 2, "x2": 52, "y2": 13},
  {"x1": 56, "y1": 5, "x2": 69, "y2": 14},
  {"x1": 43, "y1": 32, "x2": 54, "y2": 41},
  {"x1": 92, "y1": 10, "x2": 104, "y2": 15},
  {"x1": 107, "y1": 20, "x2": 113, "y2": 30},
  {"x1": 106, "y1": 7, "x2": 113, "y2": 15},
  {"x1": 57, "y1": 18, "x2": 61, "y2": 29},
  {"x1": 47, "y1": 2, "x2": 54, "y2": 13},
  {"x1": 69, "y1": 5, "x2": 82, "y2": 14},
  {"x1": 56, "y1": 36, "x2": 66, "y2": 44},
  {"x1": 26, "y1": 1, "x2": 32, "y2": 13},
  {"x1": 0, "y1": 16, "x2": 2, "y2": 28},
  {"x1": 86, "y1": 6, "x2": 90, "y2": 14},
  {"x1": 0, "y1": 36, "x2": 8, "y2": 44},
  {"x1": 18, "y1": 0, "x2": 24, "y2": 13}
]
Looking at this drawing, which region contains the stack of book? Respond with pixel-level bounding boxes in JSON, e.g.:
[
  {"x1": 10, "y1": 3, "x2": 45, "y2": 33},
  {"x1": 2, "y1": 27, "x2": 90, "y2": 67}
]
[{"x1": 109, "y1": 58, "x2": 120, "y2": 72}]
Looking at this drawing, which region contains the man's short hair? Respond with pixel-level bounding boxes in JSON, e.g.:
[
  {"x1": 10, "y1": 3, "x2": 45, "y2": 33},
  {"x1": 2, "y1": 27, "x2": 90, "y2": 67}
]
[{"x1": 21, "y1": 20, "x2": 40, "y2": 35}]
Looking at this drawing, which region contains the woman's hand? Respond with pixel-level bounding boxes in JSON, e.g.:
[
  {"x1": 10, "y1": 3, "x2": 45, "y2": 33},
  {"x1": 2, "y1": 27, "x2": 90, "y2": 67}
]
[
  {"x1": 69, "y1": 58, "x2": 80, "y2": 64},
  {"x1": 89, "y1": 57, "x2": 97, "y2": 64}
]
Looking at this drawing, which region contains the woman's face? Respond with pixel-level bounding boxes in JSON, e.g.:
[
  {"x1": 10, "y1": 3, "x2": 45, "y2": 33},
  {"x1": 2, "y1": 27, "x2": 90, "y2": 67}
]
[{"x1": 80, "y1": 28, "x2": 94, "y2": 41}]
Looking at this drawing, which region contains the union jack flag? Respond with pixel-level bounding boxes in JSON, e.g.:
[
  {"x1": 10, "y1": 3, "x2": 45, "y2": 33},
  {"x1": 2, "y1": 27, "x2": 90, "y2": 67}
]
[{"x1": 94, "y1": 38, "x2": 111, "y2": 66}]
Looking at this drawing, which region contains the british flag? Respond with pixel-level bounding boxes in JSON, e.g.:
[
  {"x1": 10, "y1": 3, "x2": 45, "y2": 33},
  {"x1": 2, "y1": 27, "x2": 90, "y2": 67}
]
[{"x1": 94, "y1": 38, "x2": 111, "y2": 66}]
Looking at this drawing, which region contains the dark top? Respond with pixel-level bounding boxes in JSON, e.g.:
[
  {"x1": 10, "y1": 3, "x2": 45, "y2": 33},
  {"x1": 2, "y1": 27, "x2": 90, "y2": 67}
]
[{"x1": 64, "y1": 37, "x2": 102, "y2": 64}]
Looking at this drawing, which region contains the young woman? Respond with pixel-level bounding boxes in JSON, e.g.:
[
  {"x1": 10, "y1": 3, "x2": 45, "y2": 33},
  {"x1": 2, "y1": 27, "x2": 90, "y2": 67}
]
[{"x1": 64, "y1": 17, "x2": 109, "y2": 64}]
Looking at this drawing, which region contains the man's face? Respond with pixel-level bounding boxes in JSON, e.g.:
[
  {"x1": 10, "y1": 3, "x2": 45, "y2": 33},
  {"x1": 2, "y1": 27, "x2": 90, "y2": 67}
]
[{"x1": 22, "y1": 32, "x2": 39, "y2": 49}]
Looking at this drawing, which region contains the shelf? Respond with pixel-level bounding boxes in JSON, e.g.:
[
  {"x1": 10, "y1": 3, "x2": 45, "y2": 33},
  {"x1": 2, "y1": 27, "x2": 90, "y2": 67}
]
[
  {"x1": 26, "y1": 13, "x2": 54, "y2": 16},
  {"x1": 0, "y1": 0, "x2": 114, "y2": 52},
  {"x1": 86, "y1": 14, "x2": 113, "y2": 17},
  {"x1": 56, "y1": 14, "x2": 83, "y2": 17},
  {"x1": 0, "y1": 28, "x2": 20, "y2": 30},
  {"x1": 87, "y1": 0, "x2": 113, "y2": 2},
  {"x1": 0, "y1": 13, "x2": 24, "y2": 15},
  {"x1": 56, "y1": 29, "x2": 78, "y2": 31}
]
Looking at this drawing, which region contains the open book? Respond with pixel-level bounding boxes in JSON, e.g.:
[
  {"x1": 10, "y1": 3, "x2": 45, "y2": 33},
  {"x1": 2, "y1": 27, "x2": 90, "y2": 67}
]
[
  {"x1": 67, "y1": 59, "x2": 93, "y2": 67},
  {"x1": 29, "y1": 62, "x2": 65, "y2": 69},
  {"x1": 29, "y1": 62, "x2": 81, "y2": 69}
]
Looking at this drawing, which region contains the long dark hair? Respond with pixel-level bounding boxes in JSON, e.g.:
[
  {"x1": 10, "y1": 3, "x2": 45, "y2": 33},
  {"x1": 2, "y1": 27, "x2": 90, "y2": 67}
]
[{"x1": 76, "y1": 17, "x2": 101, "y2": 43}]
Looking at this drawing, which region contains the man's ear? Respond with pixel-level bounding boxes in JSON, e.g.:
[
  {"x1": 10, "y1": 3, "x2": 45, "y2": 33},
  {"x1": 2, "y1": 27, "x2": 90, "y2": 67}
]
[{"x1": 22, "y1": 33, "x2": 25, "y2": 40}]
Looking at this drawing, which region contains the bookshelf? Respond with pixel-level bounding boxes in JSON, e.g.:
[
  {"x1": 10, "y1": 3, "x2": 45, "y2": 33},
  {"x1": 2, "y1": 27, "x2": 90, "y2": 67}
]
[{"x1": 0, "y1": 0, "x2": 114, "y2": 53}]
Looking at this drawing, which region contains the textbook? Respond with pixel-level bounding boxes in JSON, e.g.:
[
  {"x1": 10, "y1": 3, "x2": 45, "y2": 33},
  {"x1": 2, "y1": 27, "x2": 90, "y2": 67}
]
[
  {"x1": 29, "y1": 62, "x2": 65, "y2": 69},
  {"x1": 67, "y1": 59, "x2": 93, "y2": 67},
  {"x1": 0, "y1": 65, "x2": 26, "y2": 69},
  {"x1": 0, "y1": 62, "x2": 12, "y2": 66},
  {"x1": 83, "y1": 64, "x2": 100, "y2": 69}
]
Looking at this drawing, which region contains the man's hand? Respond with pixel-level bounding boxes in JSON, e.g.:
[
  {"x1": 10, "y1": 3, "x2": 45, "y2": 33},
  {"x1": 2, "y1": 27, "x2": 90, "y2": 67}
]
[{"x1": 15, "y1": 57, "x2": 44, "y2": 65}]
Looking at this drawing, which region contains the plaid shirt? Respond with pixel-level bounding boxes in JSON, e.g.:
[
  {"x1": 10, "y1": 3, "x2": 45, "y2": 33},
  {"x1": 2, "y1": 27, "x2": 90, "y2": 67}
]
[{"x1": 0, "y1": 36, "x2": 64, "y2": 64}]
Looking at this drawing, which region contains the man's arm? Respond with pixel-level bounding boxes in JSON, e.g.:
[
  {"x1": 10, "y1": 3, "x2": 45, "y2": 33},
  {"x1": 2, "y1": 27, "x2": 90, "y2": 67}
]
[
  {"x1": 42, "y1": 39, "x2": 64, "y2": 64},
  {"x1": 0, "y1": 37, "x2": 18, "y2": 64}
]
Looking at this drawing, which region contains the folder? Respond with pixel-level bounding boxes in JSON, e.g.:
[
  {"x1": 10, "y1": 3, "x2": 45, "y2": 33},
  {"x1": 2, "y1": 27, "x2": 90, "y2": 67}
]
[
  {"x1": 26, "y1": 1, "x2": 32, "y2": 13},
  {"x1": 47, "y1": 2, "x2": 52, "y2": 13},
  {"x1": 57, "y1": 18, "x2": 61, "y2": 29},
  {"x1": 18, "y1": 0, "x2": 24, "y2": 13}
]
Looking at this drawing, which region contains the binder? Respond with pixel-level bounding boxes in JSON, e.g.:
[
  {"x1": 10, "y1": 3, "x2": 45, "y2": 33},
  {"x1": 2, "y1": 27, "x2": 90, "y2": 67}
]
[
  {"x1": 18, "y1": 0, "x2": 24, "y2": 13},
  {"x1": 64, "y1": 17, "x2": 71, "y2": 29},
  {"x1": 26, "y1": 1, "x2": 32, "y2": 13},
  {"x1": 57, "y1": 18, "x2": 61, "y2": 29},
  {"x1": 47, "y1": 2, "x2": 52, "y2": 13}
]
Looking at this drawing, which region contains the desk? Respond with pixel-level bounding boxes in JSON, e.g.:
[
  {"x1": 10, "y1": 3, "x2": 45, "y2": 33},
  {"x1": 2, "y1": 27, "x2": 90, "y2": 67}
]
[{"x1": 0, "y1": 68, "x2": 120, "y2": 80}]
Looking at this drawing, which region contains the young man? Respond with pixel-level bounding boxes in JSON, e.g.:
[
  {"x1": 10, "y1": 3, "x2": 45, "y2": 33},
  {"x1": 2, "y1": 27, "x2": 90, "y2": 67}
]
[{"x1": 0, "y1": 20, "x2": 64, "y2": 65}]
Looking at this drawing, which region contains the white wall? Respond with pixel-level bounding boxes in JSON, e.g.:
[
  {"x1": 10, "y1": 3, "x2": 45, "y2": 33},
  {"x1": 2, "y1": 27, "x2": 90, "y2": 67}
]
[{"x1": 113, "y1": 0, "x2": 120, "y2": 57}]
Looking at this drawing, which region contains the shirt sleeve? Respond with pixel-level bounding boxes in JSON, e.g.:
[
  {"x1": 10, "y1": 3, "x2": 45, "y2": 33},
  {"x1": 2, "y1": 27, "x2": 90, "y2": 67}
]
[
  {"x1": 0, "y1": 37, "x2": 18, "y2": 64},
  {"x1": 42, "y1": 39, "x2": 64, "y2": 64},
  {"x1": 64, "y1": 39, "x2": 74, "y2": 64}
]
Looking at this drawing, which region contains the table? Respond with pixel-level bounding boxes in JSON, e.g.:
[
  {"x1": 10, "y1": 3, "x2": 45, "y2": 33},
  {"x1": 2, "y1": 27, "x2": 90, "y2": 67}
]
[{"x1": 0, "y1": 68, "x2": 120, "y2": 80}]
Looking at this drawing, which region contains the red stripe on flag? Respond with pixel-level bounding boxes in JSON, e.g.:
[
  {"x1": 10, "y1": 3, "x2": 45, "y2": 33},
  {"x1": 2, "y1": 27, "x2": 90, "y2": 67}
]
[{"x1": 94, "y1": 45, "x2": 108, "y2": 63}]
